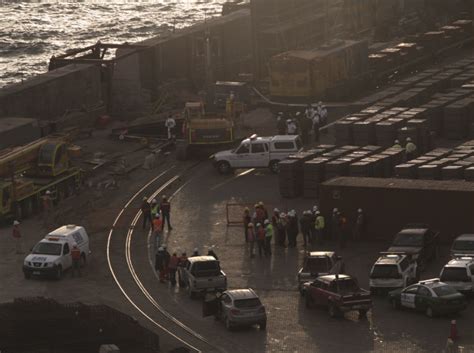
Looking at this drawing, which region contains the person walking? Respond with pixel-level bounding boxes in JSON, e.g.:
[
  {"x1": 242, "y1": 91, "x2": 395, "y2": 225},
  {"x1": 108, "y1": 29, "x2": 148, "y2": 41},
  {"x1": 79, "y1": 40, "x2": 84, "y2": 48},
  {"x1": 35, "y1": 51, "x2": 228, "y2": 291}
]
[
  {"x1": 354, "y1": 208, "x2": 365, "y2": 241},
  {"x1": 42, "y1": 190, "x2": 54, "y2": 227},
  {"x1": 314, "y1": 211, "x2": 325, "y2": 245},
  {"x1": 160, "y1": 195, "x2": 172, "y2": 231},
  {"x1": 152, "y1": 214, "x2": 163, "y2": 250},
  {"x1": 277, "y1": 113, "x2": 286, "y2": 135},
  {"x1": 141, "y1": 197, "x2": 152, "y2": 230},
  {"x1": 393, "y1": 139, "x2": 402, "y2": 149},
  {"x1": 287, "y1": 210, "x2": 299, "y2": 248},
  {"x1": 71, "y1": 243, "x2": 82, "y2": 277},
  {"x1": 207, "y1": 246, "x2": 218, "y2": 260},
  {"x1": 247, "y1": 223, "x2": 256, "y2": 258},
  {"x1": 278, "y1": 212, "x2": 287, "y2": 247},
  {"x1": 165, "y1": 114, "x2": 176, "y2": 141},
  {"x1": 256, "y1": 223, "x2": 266, "y2": 258},
  {"x1": 405, "y1": 137, "x2": 417, "y2": 160},
  {"x1": 168, "y1": 252, "x2": 180, "y2": 286},
  {"x1": 286, "y1": 119, "x2": 297, "y2": 135},
  {"x1": 12, "y1": 220, "x2": 23, "y2": 254},
  {"x1": 150, "y1": 199, "x2": 159, "y2": 219},
  {"x1": 264, "y1": 219, "x2": 273, "y2": 256},
  {"x1": 338, "y1": 212, "x2": 348, "y2": 249},
  {"x1": 331, "y1": 208, "x2": 339, "y2": 242},
  {"x1": 243, "y1": 207, "x2": 251, "y2": 243},
  {"x1": 155, "y1": 247, "x2": 166, "y2": 283},
  {"x1": 162, "y1": 245, "x2": 171, "y2": 281},
  {"x1": 300, "y1": 211, "x2": 312, "y2": 248},
  {"x1": 312, "y1": 112, "x2": 321, "y2": 144}
]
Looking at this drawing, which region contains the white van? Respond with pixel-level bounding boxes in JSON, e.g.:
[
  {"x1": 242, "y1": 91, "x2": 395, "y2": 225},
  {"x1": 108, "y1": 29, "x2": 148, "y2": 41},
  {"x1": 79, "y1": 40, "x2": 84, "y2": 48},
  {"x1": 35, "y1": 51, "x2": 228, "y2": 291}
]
[{"x1": 23, "y1": 225, "x2": 90, "y2": 280}]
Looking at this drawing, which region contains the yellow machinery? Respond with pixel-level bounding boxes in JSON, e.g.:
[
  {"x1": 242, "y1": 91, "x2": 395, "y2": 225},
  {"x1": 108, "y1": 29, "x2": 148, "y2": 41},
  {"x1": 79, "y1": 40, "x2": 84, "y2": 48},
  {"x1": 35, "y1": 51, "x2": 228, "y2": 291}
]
[
  {"x1": 0, "y1": 136, "x2": 82, "y2": 221},
  {"x1": 177, "y1": 102, "x2": 234, "y2": 160}
]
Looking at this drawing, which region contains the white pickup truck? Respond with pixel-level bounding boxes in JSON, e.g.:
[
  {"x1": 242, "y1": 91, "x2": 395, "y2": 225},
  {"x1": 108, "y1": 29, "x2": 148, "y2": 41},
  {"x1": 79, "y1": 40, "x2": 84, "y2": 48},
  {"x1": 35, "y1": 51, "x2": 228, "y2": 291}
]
[
  {"x1": 178, "y1": 256, "x2": 227, "y2": 298},
  {"x1": 212, "y1": 134, "x2": 303, "y2": 174}
]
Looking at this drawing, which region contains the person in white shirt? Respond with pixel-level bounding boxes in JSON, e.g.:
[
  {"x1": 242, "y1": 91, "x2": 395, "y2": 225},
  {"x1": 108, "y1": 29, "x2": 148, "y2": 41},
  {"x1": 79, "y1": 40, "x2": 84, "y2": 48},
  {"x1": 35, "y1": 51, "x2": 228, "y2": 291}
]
[
  {"x1": 286, "y1": 119, "x2": 297, "y2": 135},
  {"x1": 165, "y1": 115, "x2": 176, "y2": 140}
]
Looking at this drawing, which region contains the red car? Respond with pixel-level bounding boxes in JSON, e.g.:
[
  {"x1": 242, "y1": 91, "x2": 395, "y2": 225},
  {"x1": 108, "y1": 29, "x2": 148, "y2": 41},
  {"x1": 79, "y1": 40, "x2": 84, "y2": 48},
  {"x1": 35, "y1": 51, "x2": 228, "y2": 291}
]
[{"x1": 304, "y1": 274, "x2": 372, "y2": 318}]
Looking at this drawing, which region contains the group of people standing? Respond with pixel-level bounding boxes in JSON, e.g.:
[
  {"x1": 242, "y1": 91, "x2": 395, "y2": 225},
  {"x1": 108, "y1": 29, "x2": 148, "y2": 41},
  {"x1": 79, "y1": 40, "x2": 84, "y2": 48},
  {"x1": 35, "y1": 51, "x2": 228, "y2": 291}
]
[
  {"x1": 141, "y1": 195, "x2": 173, "y2": 249},
  {"x1": 276, "y1": 102, "x2": 328, "y2": 145},
  {"x1": 243, "y1": 203, "x2": 366, "y2": 257}
]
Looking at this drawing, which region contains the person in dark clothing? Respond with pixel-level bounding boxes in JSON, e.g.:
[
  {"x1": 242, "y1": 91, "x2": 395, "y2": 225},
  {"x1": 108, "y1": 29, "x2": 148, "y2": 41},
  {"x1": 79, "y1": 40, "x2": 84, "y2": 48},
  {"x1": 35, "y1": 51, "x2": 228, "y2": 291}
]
[
  {"x1": 331, "y1": 208, "x2": 339, "y2": 242},
  {"x1": 207, "y1": 247, "x2": 218, "y2": 260},
  {"x1": 155, "y1": 247, "x2": 166, "y2": 283},
  {"x1": 160, "y1": 195, "x2": 172, "y2": 231},
  {"x1": 141, "y1": 197, "x2": 152, "y2": 230},
  {"x1": 243, "y1": 207, "x2": 251, "y2": 243},
  {"x1": 163, "y1": 245, "x2": 171, "y2": 280},
  {"x1": 168, "y1": 252, "x2": 179, "y2": 286},
  {"x1": 271, "y1": 208, "x2": 280, "y2": 244},
  {"x1": 256, "y1": 223, "x2": 266, "y2": 257},
  {"x1": 309, "y1": 206, "x2": 317, "y2": 248},
  {"x1": 300, "y1": 211, "x2": 312, "y2": 248},
  {"x1": 278, "y1": 212, "x2": 287, "y2": 247},
  {"x1": 287, "y1": 210, "x2": 299, "y2": 248},
  {"x1": 277, "y1": 113, "x2": 286, "y2": 135},
  {"x1": 300, "y1": 117, "x2": 313, "y2": 145},
  {"x1": 354, "y1": 208, "x2": 365, "y2": 240},
  {"x1": 338, "y1": 212, "x2": 348, "y2": 249}
]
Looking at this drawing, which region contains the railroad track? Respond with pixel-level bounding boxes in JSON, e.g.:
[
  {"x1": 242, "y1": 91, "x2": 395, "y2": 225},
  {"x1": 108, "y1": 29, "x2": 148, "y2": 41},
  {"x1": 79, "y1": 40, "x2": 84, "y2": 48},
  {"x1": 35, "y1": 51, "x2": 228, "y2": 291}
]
[{"x1": 106, "y1": 161, "x2": 225, "y2": 353}]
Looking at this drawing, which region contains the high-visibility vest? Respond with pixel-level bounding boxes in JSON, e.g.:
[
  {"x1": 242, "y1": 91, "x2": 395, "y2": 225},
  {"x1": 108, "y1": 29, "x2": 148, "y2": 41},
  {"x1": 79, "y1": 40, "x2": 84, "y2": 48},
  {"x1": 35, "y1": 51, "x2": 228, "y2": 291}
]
[{"x1": 315, "y1": 216, "x2": 325, "y2": 230}]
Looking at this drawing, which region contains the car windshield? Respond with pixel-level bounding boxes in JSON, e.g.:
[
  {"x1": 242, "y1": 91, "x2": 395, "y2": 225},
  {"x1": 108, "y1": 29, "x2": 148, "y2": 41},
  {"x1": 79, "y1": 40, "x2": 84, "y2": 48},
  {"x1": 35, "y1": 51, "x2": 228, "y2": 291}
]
[
  {"x1": 432, "y1": 285, "x2": 459, "y2": 297},
  {"x1": 335, "y1": 279, "x2": 360, "y2": 294},
  {"x1": 453, "y1": 240, "x2": 474, "y2": 251},
  {"x1": 234, "y1": 298, "x2": 261, "y2": 309},
  {"x1": 393, "y1": 232, "x2": 423, "y2": 247},
  {"x1": 303, "y1": 257, "x2": 331, "y2": 274},
  {"x1": 32, "y1": 242, "x2": 62, "y2": 256},
  {"x1": 370, "y1": 265, "x2": 400, "y2": 279},
  {"x1": 192, "y1": 261, "x2": 221, "y2": 277},
  {"x1": 440, "y1": 267, "x2": 470, "y2": 282}
]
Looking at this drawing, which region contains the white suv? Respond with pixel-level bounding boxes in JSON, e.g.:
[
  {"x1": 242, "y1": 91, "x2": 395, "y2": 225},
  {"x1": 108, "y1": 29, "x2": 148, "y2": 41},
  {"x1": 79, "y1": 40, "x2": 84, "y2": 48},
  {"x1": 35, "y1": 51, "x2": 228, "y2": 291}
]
[
  {"x1": 212, "y1": 134, "x2": 303, "y2": 174},
  {"x1": 23, "y1": 225, "x2": 90, "y2": 280},
  {"x1": 369, "y1": 253, "x2": 418, "y2": 294},
  {"x1": 440, "y1": 256, "x2": 474, "y2": 294}
]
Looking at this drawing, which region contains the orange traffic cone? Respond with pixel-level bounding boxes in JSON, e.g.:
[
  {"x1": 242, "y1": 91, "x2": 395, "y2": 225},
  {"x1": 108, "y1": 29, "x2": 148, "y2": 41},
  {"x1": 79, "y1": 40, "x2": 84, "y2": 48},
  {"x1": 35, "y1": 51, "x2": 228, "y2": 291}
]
[{"x1": 449, "y1": 320, "x2": 458, "y2": 340}]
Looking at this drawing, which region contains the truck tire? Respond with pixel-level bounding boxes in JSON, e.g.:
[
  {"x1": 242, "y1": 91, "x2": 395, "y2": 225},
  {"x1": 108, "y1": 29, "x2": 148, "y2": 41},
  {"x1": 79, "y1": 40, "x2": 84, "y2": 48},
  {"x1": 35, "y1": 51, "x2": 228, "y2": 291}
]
[
  {"x1": 217, "y1": 161, "x2": 232, "y2": 175},
  {"x1": 269, "y1": 160, "x2": 280, "y2": 174}
]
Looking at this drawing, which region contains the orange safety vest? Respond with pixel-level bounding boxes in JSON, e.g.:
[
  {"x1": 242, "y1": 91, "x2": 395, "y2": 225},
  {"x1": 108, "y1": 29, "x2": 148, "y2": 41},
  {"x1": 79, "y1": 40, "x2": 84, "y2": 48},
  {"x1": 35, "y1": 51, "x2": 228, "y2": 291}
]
[
  {"x1": 153, "y1": 218, "x2": 163, "y2": 231},
  {"x1": 71, "y1": 248, "x2": 81, "y2": 261}
]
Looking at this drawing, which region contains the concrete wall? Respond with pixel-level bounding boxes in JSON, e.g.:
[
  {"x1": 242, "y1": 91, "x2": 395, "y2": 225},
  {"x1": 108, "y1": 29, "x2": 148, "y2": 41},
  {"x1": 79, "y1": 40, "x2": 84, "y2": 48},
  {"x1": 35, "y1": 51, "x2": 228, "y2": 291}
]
[{"x1": 0, "y1": 64, "x2": 102, "y2": 121}]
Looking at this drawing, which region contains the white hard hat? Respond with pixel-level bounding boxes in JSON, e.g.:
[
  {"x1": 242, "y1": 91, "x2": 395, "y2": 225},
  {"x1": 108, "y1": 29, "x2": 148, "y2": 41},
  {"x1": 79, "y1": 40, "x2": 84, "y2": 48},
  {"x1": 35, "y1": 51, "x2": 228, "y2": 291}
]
[
  {"x1": 13, "y1": 220, "x2": 20, "y2": 226},
  {"x1": 194, "y1": 247, "x2": 198, "y2": 252},
  {"x1": 312, "y1": 205, "x2": 318, "y2": 212},
  {"x1": 274, "y1": 208, "x2": 280, "y2": 213},
  {"x1": 333, "y1": 208, "x2": 338, "y2": 213},
  {"x1": 256, "y1": 223, "x2": 261, "y2": 227},
  {"x1": 155, "y1": 213, "x2": 161, "y2": 218},
  {"x1": 315, "y1": 211, "x2": 321, "y2": 215},
  {"x1": 264, "y1": 219, "x2": 270, "y2": 225},
  {"x1": 152, "y1": 199, "x2": 157, "y2": 204},
  {"x1": 278, "y1": 112, "x2": 283, "y2": 115},
  {"x1": 46, "y1": 190, "x2": 51, "y2": 195},
  {"x1": 72, "y1": 242, "x2": 78, "y2": 248},
  {"x1": 248, "y1": 223, "x2": 254, "y2": 227},
  {"x1": 280, "y1": 213, "x2": 286, "y2": 217},
  {"x1": 296, "y1": 112, "x2": 301, "y2": 116},
  {"x1": 358, "y1": 208, "x2": 363, "y2": 213},
  {"x1": 395, "y1": 139, "x2": 400, "y2": 144},
  {"x1": 406, "y1": 137, "x2": 412, "y2": 142},
  {"x1": 286, "y1": 119, "x2": 292, "y2": 123},
  {"x1": 158, "y1": 246, "x2": 164, "y2": 251},
  {"x1": 143, "y1": 196, "x2": 148, "y2": 201}
]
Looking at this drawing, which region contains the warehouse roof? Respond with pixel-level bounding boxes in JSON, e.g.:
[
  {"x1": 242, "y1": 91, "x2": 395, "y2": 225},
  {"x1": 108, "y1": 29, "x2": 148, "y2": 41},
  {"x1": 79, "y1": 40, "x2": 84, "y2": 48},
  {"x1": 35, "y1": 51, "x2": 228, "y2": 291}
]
[{"x1": 322, "y1": 177, "x2": 474, "y2": 192}]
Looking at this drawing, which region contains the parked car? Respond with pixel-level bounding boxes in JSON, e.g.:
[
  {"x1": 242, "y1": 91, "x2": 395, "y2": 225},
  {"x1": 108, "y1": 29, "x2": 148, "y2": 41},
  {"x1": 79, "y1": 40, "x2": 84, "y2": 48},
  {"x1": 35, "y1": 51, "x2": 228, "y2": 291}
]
[
  {"x1": 297, "y1": 251, "x2": 344, "y2": 295},
  {"x1": 178, "y1": 256, "x2": 227, "y2": 298},
  {"x1": 451, "y1": 234, "x2": 474, "y2": 258},
  {"x1": 387, "y1": 224, "x2": 439, "y2": 271},
  {"x1": 440, "y1": 256, "x2": 474, "y2": 294},
  {"x1": 304, "y1": 274, "x2": 372, "y2": 318},
  {"x1": 211, "y1": 134, "x2": 303, "y2": 174},
  {"x1": 203, "y1": 288, "x2": 266, "y2": 330},
  {"x1": 369, "y1": 253, "x2": 418, "y2": 294},
  {"x1": 23, "y1": 225, "x2": 90, "y2": 280},
  {"x1": 388, "y1": 279, "x2": 467, "y2": 317}
]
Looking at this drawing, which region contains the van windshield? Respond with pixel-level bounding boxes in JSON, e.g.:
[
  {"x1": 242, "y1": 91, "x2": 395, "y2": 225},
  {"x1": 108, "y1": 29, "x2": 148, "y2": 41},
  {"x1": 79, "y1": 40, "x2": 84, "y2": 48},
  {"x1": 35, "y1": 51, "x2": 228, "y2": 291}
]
[
  {"x1": 453, "y1": 240, "x2": 474, "y2": 251},
  {"x1": 370, "y1": 265, "x2": 400, "y2": 279},
  {"x1": 32, "y1": 242, "x2": 62, "y2": 256},
  {"x1": 441, "y1": 267, "x2": 470, "y2": 282}
]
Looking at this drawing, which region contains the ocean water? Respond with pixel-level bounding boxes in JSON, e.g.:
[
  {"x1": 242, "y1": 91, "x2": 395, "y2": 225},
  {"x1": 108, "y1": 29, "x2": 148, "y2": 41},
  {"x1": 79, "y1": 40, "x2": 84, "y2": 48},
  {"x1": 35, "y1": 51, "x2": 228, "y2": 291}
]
[{"x1": 0, "y1": 0, "x2": 227, "y2": 88}]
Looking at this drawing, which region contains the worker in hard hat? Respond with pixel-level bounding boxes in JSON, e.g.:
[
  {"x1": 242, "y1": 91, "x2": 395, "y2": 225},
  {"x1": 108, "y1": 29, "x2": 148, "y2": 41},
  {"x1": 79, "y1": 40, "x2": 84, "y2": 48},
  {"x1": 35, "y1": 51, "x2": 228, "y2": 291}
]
[
  {"x1": 277, "y1": 112, "x2": 286, "y2": 135},
  {"x1": 165, "y1": 114, "x2": 176, "y2": 141},
  {"x1": 12, "y1": 220, "x2": 23, "y2": 254},
  {"x1": 150, "y1": 199, "x2": 159, "y2": 219},
  {"x1": 71, "y1": 243, "x2": 82, "y2": 277},
  {"x1": 140, "y1": 196, "x2": 152, "y2": 231},
  {"x1": 264, "y1": 219, "x2": 273, "y2": 256},
  {"x1": 314, "y1": 211, "x2": 325, "y2": 245},
  {"x1": 405, "y1": 137, "x2": 417, "y2": 160},
  {"x1": 155, "y1": 246, "x2": 166, "y2": 283},
  {"x1": 243, "y1": 207, "x2": 251, "y2": 243},
  {"x1": 160, "y1": 195, "x2": 172, "y2": 231},
  {"x1": 152, "y1": 213, "x2": 163, "y2": 250},
  {"x1": 41, "y1": 190, "x2": 54, "y2": 228},
  {"x1": 331, "y1": 208, "x2": 339, "y2": 241},
  {"x1": 354, "y1": 208, "x2": 365, "y2": 241},
  {"x1": 286, "y1": 119, "x2": 297, "y2": 135},
  {"x1": 393, "y1": 139, "x2": 402, "y2": 149}
]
